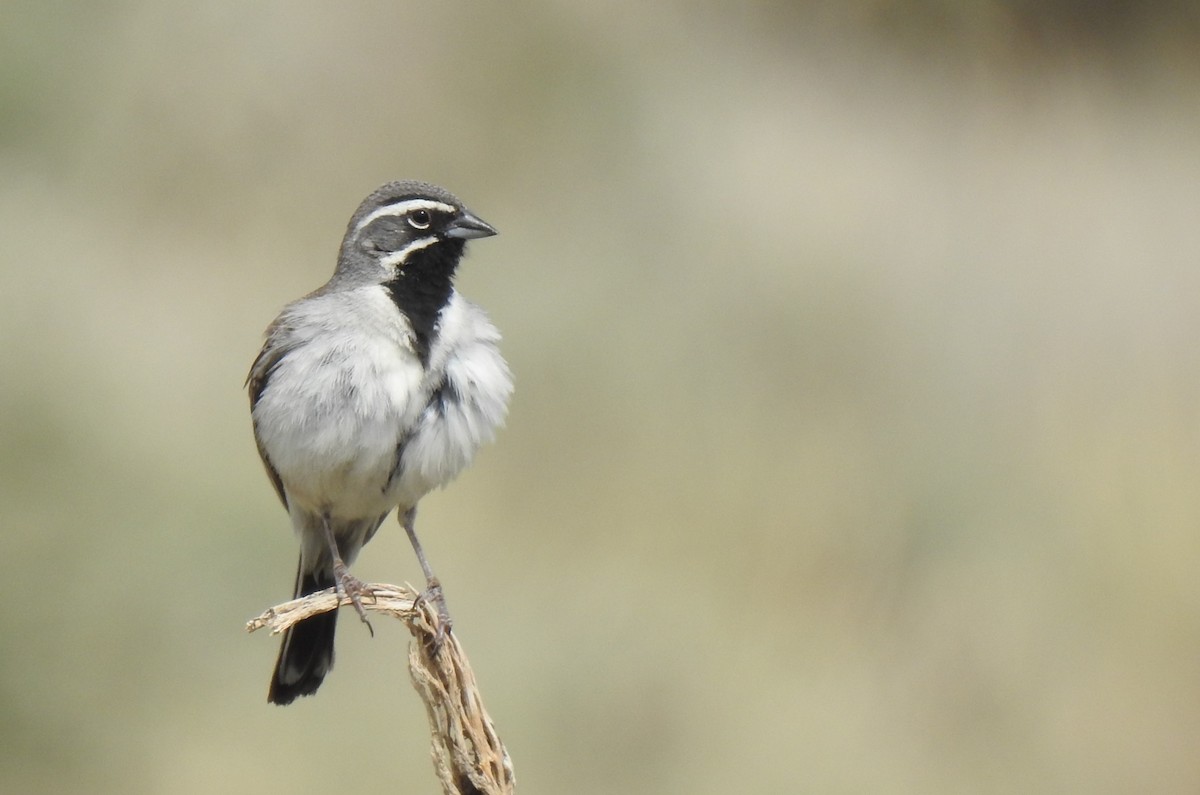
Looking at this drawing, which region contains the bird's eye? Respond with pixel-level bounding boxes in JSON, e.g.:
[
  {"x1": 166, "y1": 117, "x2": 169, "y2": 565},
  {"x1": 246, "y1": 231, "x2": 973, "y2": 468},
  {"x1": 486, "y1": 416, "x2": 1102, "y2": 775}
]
[{"x1": 408, "y1": 210, "x2": 432, "y2": 230}]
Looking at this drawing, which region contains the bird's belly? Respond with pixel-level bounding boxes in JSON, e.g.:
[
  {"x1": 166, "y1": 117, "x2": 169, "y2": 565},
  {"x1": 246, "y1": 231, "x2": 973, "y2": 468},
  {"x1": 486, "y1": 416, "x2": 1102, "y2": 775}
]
[
  {"x1": 391, "y1": 355, "x2": 510, "y2": 505},
  {"x1": 254, "y1": 345, "x2": 424, "y2": 519},
  {"x1": 281, "y1": 414, "x2": 402, "y2": 519},
  {"x1": 388, "y1": 407, "x2": 476, "y2": 507}
]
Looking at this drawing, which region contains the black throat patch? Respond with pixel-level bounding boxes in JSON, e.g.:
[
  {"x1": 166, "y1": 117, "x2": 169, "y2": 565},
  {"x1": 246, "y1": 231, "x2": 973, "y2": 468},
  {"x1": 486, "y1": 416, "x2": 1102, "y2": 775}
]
[{"x1": 382, "y1": 239, "x2": 464, "y2": 367}]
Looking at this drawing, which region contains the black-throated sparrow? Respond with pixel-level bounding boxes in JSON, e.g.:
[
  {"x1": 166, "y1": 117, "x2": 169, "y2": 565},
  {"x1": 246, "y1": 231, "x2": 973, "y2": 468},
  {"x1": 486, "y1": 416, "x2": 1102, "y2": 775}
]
[{"x1": 248, "y1": 181, "x2": 512, "y2": 705}]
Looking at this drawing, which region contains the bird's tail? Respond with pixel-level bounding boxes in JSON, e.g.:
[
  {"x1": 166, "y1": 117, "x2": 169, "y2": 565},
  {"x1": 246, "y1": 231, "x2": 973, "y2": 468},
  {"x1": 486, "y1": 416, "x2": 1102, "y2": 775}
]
[{"x1": 268, "y1": 559, "x2": 337, "y2": 705}]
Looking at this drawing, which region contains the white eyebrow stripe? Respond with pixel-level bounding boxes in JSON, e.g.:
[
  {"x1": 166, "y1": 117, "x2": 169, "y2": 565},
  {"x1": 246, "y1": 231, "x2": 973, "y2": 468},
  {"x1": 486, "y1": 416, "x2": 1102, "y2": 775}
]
[
  {"x1": 379, "y1": 236, "x2": 438, "y2": 269},
  {"x1": 355, "y1": 199, "x2": 457, "y2": 232}
]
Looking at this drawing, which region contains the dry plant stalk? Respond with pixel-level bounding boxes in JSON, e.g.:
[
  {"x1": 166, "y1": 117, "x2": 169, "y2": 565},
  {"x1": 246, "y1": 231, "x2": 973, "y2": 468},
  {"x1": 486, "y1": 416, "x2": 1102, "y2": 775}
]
[{"x1": 246, "y1": 583, "x2": 515, "y2": 795}]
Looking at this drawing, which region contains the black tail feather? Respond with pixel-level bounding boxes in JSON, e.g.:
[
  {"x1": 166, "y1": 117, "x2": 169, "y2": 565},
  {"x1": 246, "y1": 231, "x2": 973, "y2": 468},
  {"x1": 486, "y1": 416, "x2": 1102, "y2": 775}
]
[{"x1": 268, "y1": 561, "x2": 337, "y2": 705}]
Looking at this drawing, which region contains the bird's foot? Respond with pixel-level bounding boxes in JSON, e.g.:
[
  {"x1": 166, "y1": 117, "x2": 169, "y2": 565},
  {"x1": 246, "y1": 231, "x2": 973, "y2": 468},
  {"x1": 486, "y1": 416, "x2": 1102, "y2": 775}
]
[
  {"x1": 413, "y1": 578, "x2": 452, "y2": 652},
  {"x1": 333, "y1": 561, "x2": 375, "y2": 638}
]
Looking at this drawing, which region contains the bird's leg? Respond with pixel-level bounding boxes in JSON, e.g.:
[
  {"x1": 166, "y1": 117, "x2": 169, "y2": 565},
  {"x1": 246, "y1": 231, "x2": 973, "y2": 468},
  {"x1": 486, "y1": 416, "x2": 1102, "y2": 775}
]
[
  {"x1": 321, "y1": 512, "x2": 374, "y2": 637},
  {"x1": 401, "y1": 506, "x2": 451, "y2": 647}
]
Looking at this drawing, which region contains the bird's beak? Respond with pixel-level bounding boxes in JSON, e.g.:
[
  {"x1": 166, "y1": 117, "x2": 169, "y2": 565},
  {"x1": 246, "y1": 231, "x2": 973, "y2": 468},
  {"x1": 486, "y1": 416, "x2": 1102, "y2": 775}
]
[{"x1": 445, "y1": 210, "x2": 498, "y2": 240}]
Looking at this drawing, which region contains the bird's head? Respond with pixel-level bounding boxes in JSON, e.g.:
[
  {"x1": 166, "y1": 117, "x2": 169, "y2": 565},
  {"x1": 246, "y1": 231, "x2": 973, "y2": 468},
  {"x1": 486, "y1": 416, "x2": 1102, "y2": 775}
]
[{"x1": 337, "y1": 180, "x2": 497, "y2": 284}]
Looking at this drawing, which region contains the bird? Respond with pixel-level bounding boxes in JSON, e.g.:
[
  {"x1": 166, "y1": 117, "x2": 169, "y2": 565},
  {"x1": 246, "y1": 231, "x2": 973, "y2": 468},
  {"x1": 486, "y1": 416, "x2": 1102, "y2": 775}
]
[{"x1": 247, "y1": 180, "x2": 512, "y2": 705}]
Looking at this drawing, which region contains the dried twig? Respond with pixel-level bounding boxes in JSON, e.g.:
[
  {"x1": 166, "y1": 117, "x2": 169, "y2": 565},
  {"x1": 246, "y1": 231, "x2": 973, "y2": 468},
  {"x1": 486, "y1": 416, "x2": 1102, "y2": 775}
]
[{"x1": 247, "y1": 583, "x2": 515, "y2": 794}]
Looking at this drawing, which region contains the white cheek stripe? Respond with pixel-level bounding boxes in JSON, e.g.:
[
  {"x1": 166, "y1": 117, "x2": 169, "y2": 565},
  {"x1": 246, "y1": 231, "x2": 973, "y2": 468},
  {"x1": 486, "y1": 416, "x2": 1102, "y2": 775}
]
[
  {"x1": 380, "y1": 236, "x2": 438, "y2": 270},
  {"x1": 355, "y1": 199, "x2": 457, "y2": 232}
]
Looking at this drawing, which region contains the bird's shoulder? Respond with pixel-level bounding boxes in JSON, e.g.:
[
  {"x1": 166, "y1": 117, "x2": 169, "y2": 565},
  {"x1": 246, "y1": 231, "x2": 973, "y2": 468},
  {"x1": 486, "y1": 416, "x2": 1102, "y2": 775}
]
[{"x1": 247, "y1": 312, "x2": 300, "y2": 409}]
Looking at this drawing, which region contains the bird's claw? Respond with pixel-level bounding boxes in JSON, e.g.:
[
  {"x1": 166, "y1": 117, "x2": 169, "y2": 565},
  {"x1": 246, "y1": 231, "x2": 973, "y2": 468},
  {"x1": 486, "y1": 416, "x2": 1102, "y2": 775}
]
[
  {"x1": 413, "y1": 579, "x2": 452, "y2": 653},
  {"x1": 334, "y1": 564, "x2": 375, "y2": 638}
]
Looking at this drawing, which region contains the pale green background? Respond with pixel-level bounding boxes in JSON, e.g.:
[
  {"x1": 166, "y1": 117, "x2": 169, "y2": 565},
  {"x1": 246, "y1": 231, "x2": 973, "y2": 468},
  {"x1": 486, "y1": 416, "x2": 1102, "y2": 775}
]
[{"x1": 3, "y1": 2, "x2": 1199, "y2": 793}]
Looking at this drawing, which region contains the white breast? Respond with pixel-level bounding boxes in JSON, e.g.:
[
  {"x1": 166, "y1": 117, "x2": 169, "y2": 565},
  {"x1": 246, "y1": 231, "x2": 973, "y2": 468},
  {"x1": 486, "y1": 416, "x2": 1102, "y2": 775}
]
[
  {"x1": 252, "y1": 287, "x2": 426, "y2": 519},
  {"x1": 392, "y1": 292, "x2": 513, "y2": 506},
  {"x1": 253, "y1": 287, "x2": 512, "y2": 519}
]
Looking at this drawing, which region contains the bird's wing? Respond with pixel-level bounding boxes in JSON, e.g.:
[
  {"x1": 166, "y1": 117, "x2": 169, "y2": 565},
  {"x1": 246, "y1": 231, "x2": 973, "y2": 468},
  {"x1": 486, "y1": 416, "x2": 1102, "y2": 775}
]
[{"x1": 246, "y1": 320, "x2": 297, "y2": 510}]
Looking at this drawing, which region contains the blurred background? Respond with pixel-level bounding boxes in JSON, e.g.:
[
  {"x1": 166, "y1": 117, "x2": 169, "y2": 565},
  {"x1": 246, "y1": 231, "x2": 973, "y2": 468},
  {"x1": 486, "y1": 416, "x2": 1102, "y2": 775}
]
[{"x1": 3, "y1": 1, "x2": 1200, "y2": 792}]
